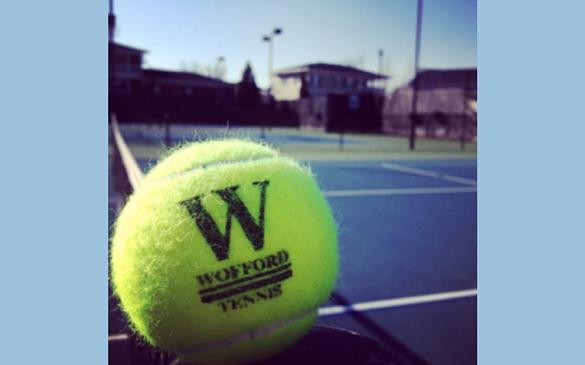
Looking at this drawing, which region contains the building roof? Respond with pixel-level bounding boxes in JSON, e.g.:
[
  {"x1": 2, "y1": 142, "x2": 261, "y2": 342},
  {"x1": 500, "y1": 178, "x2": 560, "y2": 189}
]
[
  {"x1": 143, "y1": 68, "x2": 233, "y2": 87},
  {"x1": 110, "y1": 42, "x2": 147, "y2": 54},
  {"x1": 411, "y1": 68, "x2": 477, "y2": 89},
  {"x1": 276, "y1": 63, "x2": 387, "y2": 79}
]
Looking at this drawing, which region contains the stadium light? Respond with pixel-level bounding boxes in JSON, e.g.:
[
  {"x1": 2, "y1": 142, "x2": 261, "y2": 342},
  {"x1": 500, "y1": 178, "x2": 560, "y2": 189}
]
[{"x1": 262, "y1": 27, "x2": 284, "y2": 96}]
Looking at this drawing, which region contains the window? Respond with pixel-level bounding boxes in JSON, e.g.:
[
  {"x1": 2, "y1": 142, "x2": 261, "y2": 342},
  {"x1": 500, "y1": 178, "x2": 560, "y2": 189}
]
[{"x1": 349, "y1": 93, "x2": 360, "y2": 109}]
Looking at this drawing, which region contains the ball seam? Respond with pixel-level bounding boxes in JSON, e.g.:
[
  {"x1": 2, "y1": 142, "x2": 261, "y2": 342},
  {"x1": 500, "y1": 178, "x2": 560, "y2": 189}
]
[
  {"x1": 174, "y1": 307, "x2": 317, "y2": 355},
  {"x1": 147, "y1": 156, "x2": 279, "y2": 184}
]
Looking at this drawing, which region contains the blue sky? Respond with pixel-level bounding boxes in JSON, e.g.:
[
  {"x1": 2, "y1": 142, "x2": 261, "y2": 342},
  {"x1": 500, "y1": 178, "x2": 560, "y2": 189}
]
[{"x1": 114, "y1": 0, "x2": 476, "y2": 91}]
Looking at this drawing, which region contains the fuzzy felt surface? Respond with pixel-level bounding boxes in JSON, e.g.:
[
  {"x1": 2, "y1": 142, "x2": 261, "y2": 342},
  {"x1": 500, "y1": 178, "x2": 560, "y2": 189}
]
[{"x1": 111, "y1": 139, "x2": 338, "y2": 364}]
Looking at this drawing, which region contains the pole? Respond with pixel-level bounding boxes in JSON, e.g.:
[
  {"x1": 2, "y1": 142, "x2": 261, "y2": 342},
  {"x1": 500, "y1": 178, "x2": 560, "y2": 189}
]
[
  {"x1": 409, "y1": 0, "x2": 423, "y2": 151},
  {"x1": 165, "y1": 123, "x2": 171, "y2": 147},
  {"x1": 268, "y1": 38, "x2": 273, "y2": 96},
  {"x1": 261, "y1": 36, "x2": 273, "y2": 140},
  {"x1": 108, "y1": 0, "x2": 116, "y2": 118},
  {"x1": 108, "y1": 0, "x2": 115, "y2": 42},
  {"x1": 460, "y1": 71, "x2": 470, "y2": 151},
  {"x1": 261, "y1": 28, "x2": 282, "y2": 139},
  {"x1": 378, "y1": 49, "x2": 384, "y2": 74}
]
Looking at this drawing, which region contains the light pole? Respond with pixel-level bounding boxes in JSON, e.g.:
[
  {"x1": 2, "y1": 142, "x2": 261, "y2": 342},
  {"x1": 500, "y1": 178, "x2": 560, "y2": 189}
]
[
  {"x1": 216, "y1": 56, "x2": 225, "y2": 80},
  {"x1": 108, "y1": 0, "x2": 116, "y2": 42},
  {"x1": 409, "y1": 0, "x2": 423, "y2": 151},
  {"x1": 109, "y1": 0, "x2": 116, "y2": 117},
  {"x1": 262, "y1": 27, "x2": 283, "y2": 98},
  {"x1": 378, "y1": 49, "x2": 384, "y2": 74},
  {"x1": 261, "y1": 27, "x2": 283, "y2": 139}
]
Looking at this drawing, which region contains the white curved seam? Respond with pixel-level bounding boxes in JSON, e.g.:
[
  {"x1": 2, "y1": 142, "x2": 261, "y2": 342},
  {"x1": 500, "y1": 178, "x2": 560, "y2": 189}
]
[{"x1": 176, "y1": 307, "x2": 316, "y2": 354}]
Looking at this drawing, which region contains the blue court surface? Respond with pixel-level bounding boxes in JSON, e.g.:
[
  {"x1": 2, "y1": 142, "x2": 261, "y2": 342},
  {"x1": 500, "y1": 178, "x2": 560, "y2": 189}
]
[
  {"x1": 110, "y1": 155, "x2": 476, "y2": 365},
  {"x1": 307, "y1": 159, "x2": 477, "y2": 365},
  {"x1": 108, "y1": 125, "x2": 476, "y2": 365}
]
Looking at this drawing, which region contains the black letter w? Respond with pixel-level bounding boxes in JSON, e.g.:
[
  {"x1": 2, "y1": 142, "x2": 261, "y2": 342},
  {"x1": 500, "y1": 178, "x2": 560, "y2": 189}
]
[{"x1": 180, "y1": 180, "x2": 269, "y2": 261}]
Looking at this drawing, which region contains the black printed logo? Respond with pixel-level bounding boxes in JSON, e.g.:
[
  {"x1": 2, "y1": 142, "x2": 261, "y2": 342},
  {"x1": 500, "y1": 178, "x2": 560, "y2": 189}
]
[
  {"x1": 196, "y1": 250, "x2": 292, "y2": 312},
  {"x1": 180, "y1": 180, "x2": 269, "y2": 261},
  {"x1": 180, "y1": 180, "x2": 294, "y2": 312}
]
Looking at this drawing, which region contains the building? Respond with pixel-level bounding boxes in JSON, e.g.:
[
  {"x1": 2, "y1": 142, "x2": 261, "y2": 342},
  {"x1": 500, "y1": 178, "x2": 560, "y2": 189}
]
[
  {"x1": 109, "y1": 43, "x2": 146, "y2": 94},
  {"x1": 272, "y1": 63, "x2": 387, "y2": 100},
  {"x1": 109, "y1": 42, "x2": 232, "y2": 97},
  {"x1": 383, "y1": 69, "x2": 477, "y2": 139},
  {"x1": 272, "y1": 63, "x2": 388, "y2": 132},
  {"x1": 141, "y1": 69, "x2": 233, "y2": 97},
  {"x1": 109, "y1": 42, "x2": 239, "y2": 122},
  {"x1": 107, "y1": 10, "x2": 295, "y2": 125}
]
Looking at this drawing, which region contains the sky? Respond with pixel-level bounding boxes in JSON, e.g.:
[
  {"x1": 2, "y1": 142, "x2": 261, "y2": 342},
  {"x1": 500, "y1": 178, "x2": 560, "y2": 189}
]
[{"x1": 113, "y1": 0, "x2": 476, "y2": 91}]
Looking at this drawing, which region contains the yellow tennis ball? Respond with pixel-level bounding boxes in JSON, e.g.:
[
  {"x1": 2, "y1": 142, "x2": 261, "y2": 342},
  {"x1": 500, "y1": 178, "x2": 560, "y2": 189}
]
[{"x1": 111, "y1": 139, "x2": 338, "y2": 365}]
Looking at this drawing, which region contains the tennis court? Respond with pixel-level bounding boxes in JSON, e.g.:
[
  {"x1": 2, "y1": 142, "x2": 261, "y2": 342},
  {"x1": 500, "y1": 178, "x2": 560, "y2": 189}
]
[{"x1": 109, "y1": 124, "x2": 476, "y2": 365}]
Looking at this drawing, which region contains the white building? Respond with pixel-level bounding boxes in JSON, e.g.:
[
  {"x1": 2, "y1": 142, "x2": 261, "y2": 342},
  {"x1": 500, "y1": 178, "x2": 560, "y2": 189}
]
[
  {"x1": 272, "y1": 63, "x2": 387, "y2": 101},
  {"x1": 272, "y1": 63, "x2": 388, "y2": 131}
]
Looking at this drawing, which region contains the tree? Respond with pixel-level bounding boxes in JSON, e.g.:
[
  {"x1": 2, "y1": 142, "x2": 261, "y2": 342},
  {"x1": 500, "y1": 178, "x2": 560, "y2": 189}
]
[{"x1": 237, "y1": 62, "x2": 260, "y2": 107}]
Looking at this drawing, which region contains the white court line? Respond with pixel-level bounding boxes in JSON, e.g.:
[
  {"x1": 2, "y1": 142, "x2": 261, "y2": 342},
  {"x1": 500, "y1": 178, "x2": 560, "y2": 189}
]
[
  {"x1": 108, "y1": 333, "x2": 129, "y2": 341},
  {"x1": 109, "y1": 290, "x2": 477, "y2": 341},
  {"x1": 381, "y1": 162, "x2": 477, "y2": 186},
  {"x1": 325, "y1": 186, "x2": 476, "y2": 197},
  {"x1": 111, "y1": 115, "x2": 145, "y2": 190},
  {"x1": 318, "y1": 289, "x2": 477, "y2": 316}
]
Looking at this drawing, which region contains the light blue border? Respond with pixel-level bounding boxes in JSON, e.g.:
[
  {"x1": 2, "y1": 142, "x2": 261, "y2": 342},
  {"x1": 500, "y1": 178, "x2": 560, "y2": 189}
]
[
  {"x1": 2, "y1": 1, "x2": 584, "y2": 364},
  {"x1": 0, "y1": 1, "x2": 107, "y2": 364},
  {"x1": 479, "y1": 1, "x2": 585, "y2": 364}
]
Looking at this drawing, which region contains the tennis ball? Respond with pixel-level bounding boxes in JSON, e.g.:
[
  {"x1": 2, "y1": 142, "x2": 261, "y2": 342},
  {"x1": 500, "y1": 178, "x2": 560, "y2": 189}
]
[{"x1": 111, "y1": 139, "x2": 338, "y2": 365}]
